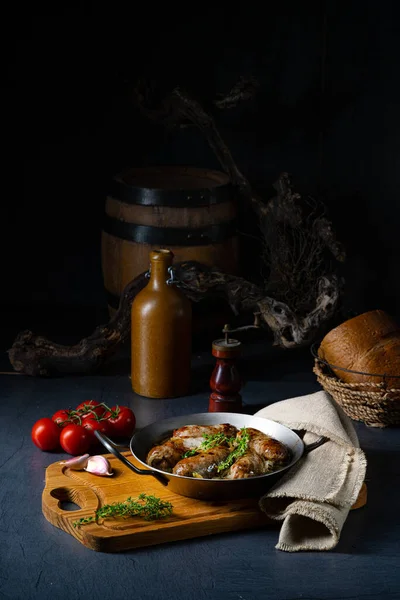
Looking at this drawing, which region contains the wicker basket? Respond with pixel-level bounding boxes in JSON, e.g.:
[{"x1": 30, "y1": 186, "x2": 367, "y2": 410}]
[{"x1": 313, "y1": 358, "x2": 400, "y2": 428}]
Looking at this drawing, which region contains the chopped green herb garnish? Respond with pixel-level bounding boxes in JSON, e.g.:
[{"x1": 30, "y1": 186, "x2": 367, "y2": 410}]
[
  {"x1": 217, "y1": 428, "x2": 251, "y2": 472},
  {"x1": 72, "y1": 493, "x2": 173, "y2": 528},
  {"x1": 183, "y1": 431, "x2": 235, "y2": 458}
]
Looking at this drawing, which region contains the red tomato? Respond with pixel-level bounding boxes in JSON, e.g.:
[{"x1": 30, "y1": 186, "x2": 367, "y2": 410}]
[
  {"x1": 104, "y1": 406, "x2": 136, "y2": 438},
  {"x1": 76, "y1": 400, "x2": 105, "y2": 418},
  {"x1": 60, "y1": 424, "x2": 92, "y2": 455},
  {"x1": 52, "y1": 409, "x2": 77, "y2": 428},
  {"x1": 31, "y1": 418, "x2": 60, "y2": 451},
  {"x1": 82, "y1": 417, "x2": 111, "y2": 443}
]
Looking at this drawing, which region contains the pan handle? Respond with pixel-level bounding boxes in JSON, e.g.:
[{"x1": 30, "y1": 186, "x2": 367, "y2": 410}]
[
  {"x1": 294, "y1": 429, "x2": 328, "y2": 454},
  {"x1": 94, "y1": 431, "x2": 169, "y2": 487},
  {"x1": 304, "y1": 436, "x2": 328, "y2": 453}
]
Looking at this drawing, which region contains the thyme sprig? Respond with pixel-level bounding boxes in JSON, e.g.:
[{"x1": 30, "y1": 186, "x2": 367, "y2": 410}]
[
  {"x1": 183, "y1": 431, "x2": 235, "y2": 458},
  {"x1": 217, "y1": 428, "x2": 251, "y2": 471},
  {"x1": 73, "y1": 493, "x2": 173, "y2": 528}
]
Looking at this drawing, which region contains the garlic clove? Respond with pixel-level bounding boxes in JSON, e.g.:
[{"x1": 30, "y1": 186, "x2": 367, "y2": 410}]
[
  {"x1": 59, "y1": 454, "x2": 90, "y2": 470},
  {"x1": 84, "y1": 455, "x2": 114, "y2": 477}
]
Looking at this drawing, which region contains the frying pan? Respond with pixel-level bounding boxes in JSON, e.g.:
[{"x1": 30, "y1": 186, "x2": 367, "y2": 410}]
[{"x1": 95, "y1": 412, "x2": 326, "y2": 500}]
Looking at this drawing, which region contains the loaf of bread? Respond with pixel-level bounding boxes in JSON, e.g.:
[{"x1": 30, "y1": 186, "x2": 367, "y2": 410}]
[{"x1": 318, "y1": 310, "x2": 400, "y2": 388}]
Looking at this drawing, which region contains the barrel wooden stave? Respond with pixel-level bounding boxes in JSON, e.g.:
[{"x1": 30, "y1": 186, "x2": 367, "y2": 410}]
[{"x1": 101, "y1": 167, "x2": 239, "y2": 312}]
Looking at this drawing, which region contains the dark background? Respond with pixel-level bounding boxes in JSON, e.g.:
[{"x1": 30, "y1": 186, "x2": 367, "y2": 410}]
[{"x1": 2, "y1": 1, "x2": 399, "y2": 350}]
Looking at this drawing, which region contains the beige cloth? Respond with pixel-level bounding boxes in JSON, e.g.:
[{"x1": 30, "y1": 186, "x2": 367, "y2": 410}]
[{"x1": 254, "y1": 390, "x2": 367, "y2": 552}]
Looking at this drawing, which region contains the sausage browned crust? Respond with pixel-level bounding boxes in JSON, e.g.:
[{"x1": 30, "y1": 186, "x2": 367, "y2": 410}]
[
  {"x1": 224, "y1": 452, "x2": 266, "y2": 479},
  {"x1": 173, "y1": 446, "x2": 231, "y2": 478},
  {"x1": 146, "y1": 439, "x2": 186, "y2": 472},
  {"x1": 172, "y1": 424, "x2": 237, "y2": 450},
  {"x1": 239, "y1": 428, "x2": 290, "y2": 464}
]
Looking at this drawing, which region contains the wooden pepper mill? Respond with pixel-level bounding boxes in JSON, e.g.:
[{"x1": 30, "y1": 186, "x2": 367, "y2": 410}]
[{"x1": 208, "y1": 324, "x2": 243, "y2": 413}]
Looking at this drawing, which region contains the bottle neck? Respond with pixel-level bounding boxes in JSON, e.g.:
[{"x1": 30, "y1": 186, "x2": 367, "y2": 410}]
[{"x1": 149, "y1": 261, "x2": 170, "y2": 290}]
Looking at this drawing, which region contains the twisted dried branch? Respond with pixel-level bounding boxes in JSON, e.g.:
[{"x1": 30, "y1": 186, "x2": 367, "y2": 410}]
[
  {"x1": 214, "y1": 75, "x2": 259, "y2": 110},
  {"x1": 8, "y1": 262, "x2": 340, "y2": 376}
]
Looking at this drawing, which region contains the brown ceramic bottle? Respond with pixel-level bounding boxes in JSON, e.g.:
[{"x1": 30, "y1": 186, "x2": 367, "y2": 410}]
[{"x1": 131, "y1": 249, "x2": 192, "y2": 398}]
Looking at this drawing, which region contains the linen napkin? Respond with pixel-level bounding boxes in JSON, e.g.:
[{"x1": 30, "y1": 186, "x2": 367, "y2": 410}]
[{"x1": 254, "y1": 390, "x2": 367, "y2": 552}]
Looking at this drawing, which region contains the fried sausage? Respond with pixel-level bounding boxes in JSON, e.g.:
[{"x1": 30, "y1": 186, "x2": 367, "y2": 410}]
[
  {"x1": 171, "y1": 424, "x2": 237, "y2": 450},
  {"x1": 173, "y1": 445, "x2": 231, "y2": 478},
  {"x1": 146, "y1": 424, "x2": 236, "y2": 472},
  {"x1": 224, "y1": 452, "x2": 267, "y2": 479},
  {"x1": 146, "y1": 439, "x2": 186, "y2": 472},
  {"x1": 239, "y1": 428, "x2": 290, "y2": 464}
]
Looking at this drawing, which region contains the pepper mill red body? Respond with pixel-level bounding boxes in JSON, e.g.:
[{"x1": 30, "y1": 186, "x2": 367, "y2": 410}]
[{"x1": 208, "y1": 333, "x2": 242, "y2": 413}]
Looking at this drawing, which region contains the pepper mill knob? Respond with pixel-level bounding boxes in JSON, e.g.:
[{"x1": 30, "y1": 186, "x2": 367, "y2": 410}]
[{"x1": 208, "y1": 324, "x2": 243, "y2": 413}]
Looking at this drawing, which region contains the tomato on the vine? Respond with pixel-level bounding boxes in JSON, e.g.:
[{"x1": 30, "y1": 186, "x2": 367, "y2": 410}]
[
  {"x1": 104, "y1": 406, "x2": 136, "y2": 438},
  {"x1": 31, "y1": 400, "x2": 135, "y2": 454},
  {"x1": 31, "y1": 418, "x2": 61, "y2": 451},
  {"x1": 76, "y1": 400, "x2": 105, "y2": 418},
  {"x1": 52, "y1": 409, "x2": 77, "y2": 428},
  {"x1": 82, "y1": 417, "x2": 111, "y2": 443},
  {"x1": 60, "y1": 424, "x2": 92, "y2": 455}
]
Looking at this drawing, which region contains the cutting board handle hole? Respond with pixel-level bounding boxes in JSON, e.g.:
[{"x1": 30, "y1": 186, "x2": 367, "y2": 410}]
[
  {"x1": 50, "y1": 487, "x2": 82, "y2": 512},
  {"x1": 59, "y1": 500, "x2": 81, "y2": 512}
]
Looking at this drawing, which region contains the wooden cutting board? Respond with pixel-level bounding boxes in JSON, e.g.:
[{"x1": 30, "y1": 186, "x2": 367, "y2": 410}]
[{"x1": 42, "y1": 452, "x2": 367, "y2": 553}]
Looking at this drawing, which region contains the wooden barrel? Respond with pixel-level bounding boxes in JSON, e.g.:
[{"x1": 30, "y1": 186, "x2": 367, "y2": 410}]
[{"x1": 101, "y1": 166, "x2": 240, "y2": 313}]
